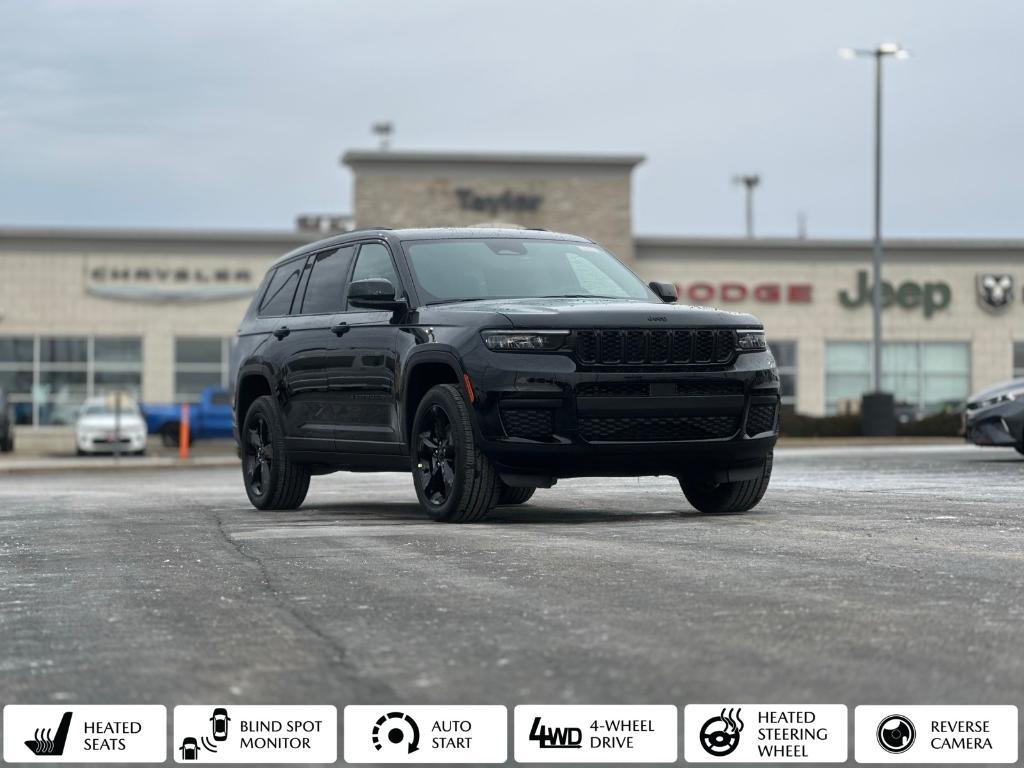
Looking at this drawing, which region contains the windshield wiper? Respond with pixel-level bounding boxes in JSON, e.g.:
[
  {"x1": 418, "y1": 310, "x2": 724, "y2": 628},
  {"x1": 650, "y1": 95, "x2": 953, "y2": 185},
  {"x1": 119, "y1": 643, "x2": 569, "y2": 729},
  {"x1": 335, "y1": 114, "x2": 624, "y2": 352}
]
[{"x1": 539, "y1": 294, "x2": 629, "y2": 299}]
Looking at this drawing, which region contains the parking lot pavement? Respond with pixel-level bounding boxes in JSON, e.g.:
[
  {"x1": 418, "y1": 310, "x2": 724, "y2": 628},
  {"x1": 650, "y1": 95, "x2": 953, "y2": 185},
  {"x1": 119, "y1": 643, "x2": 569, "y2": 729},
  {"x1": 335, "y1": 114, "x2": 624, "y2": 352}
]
[{"x1": 0, "y1": 445, "x2": 1021, "y2": 713}]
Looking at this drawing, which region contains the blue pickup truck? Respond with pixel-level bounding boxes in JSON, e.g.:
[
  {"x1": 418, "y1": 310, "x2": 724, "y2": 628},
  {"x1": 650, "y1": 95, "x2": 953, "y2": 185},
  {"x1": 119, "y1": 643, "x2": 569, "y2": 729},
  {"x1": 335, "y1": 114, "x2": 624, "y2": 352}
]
[{"x1": 142, "y1": 387, "x2": 233, "y2": 446}]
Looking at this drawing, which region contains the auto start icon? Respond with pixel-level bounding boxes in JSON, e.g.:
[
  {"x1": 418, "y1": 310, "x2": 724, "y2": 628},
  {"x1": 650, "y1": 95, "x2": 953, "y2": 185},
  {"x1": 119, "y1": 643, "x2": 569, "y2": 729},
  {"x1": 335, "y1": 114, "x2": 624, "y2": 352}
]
[
  {"x1": 876, "y1": 714, "x2": 916, "y2": 754},
  {"x1": 699, "y1": 708, "x2": 744, "y2": 757}
]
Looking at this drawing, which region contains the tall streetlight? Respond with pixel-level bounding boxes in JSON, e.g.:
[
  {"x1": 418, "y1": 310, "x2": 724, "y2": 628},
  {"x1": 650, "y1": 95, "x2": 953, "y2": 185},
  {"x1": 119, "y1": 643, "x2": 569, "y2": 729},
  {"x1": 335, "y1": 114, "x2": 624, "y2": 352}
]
[
  {"x1": 732, "y1": 174, "x2": 761, "y2": 238},
  {"x1": 838, "y1": 42, "x2": 910, "y2": 434}
]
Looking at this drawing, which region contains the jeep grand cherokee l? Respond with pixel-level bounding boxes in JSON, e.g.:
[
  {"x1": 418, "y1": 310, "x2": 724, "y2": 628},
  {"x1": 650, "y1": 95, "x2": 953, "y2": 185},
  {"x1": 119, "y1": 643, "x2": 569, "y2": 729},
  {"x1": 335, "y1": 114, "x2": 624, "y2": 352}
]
[{"x1": 231, "y1": 228, "x2": 779, "y2": 522}]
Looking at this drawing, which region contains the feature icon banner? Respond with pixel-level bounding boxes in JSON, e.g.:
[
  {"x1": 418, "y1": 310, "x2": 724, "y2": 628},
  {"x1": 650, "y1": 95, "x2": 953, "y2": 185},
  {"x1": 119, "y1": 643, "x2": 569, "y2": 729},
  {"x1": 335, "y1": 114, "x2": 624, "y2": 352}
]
[
  {"x1": 173, "y1": 705, "x2": 336, "y2": 764},
  {"x1": 3, "y1": 705, "x2": 167, "y2": 763},
  {"x1": 854, "y1": 705, "x2": 1018, "y2": 764},
  {"x1": 343, "y1": 705, "x2": 506, "y2": 764},
  {"x1": 683, "y1": 704, "x2": 847, "y2": 763},
  {"x1": 514, "y1": 705, "x2": 677, "y2": 763}
]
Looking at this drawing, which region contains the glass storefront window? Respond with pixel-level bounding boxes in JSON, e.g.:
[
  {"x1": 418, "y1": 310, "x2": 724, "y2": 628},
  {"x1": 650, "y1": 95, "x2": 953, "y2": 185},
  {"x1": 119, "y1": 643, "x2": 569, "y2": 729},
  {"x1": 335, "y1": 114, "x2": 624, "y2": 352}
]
[
  {"x1": 0, "y1": 335, "x2": 143, "y2": 426},
  {"x1": 39, "y1": 337, "x2": 87, "y2": 364},
  {"x1": 826, "y1": 341, "x2": 970, "y2": 416},
  {"x1": 94, "y1": 337, "x2": 143, "y2": 364},
  {"x1": 174, "y1": 337, "x2": 229, "y2": 401}
]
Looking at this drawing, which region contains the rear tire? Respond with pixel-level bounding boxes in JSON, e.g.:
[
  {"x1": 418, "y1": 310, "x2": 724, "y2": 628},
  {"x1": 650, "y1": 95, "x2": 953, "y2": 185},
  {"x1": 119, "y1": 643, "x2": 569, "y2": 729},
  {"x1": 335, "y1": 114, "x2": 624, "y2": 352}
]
[
  {"x1": 497, "y1": 484, "x2": 536, "y2": 505},
  {"x1": 679, "y1": 451, "x2": 773, "y2": 514},
  {"x1": 241, "y1": 395, "x2": 310, "y2": 510},
  {"x1": 411, "y1": 383, "x2": 500, "y2": 522}
]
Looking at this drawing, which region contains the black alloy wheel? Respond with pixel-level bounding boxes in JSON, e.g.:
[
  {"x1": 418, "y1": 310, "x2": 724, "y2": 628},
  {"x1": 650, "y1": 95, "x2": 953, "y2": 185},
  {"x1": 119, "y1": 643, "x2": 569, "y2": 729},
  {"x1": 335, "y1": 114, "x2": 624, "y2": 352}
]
[
  {"x1": 240, "y1": 395, "x2": 310, "y2": 510},
  {"x1": 409, "y1": 384, "x2": 500, "y2": 522},
  {"x1": 415, "y1": 404, "x2": 456, "y2": 507},
  {"x1": 245, "y1": 413, "x2": 273, "y2": 497}
]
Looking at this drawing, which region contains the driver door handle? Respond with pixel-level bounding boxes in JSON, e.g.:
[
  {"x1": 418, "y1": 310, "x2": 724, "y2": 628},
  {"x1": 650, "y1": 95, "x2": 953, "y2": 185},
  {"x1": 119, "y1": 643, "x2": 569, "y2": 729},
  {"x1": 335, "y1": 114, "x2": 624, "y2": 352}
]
[
  {"x1": 272, "y1": 325, "x2": 290, "y2": 339},
  {"x1": 331, "y1": 322, "x2": 350, "y2": 336}
]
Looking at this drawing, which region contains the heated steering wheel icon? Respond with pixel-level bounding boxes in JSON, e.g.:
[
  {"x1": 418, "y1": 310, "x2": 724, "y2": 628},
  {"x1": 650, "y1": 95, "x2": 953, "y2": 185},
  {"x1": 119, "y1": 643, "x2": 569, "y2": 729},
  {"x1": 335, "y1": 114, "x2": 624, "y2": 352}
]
[{"x1": 699, "y1": 708, "x2": 744, "y2": 757}]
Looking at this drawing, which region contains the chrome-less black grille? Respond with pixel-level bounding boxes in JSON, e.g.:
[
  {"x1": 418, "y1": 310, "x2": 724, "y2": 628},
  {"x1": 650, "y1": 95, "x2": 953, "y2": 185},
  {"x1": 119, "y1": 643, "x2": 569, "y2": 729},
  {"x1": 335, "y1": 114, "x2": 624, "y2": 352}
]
[
  {"x1": 574, "y1": 329, "x2": 736, "y2": 366},
  {"x1": 576, "y1": 380, "x2": 744, "y2": 398},
  {"x1": 579, "y1": 414, "x2": 741, "y2": 442}
]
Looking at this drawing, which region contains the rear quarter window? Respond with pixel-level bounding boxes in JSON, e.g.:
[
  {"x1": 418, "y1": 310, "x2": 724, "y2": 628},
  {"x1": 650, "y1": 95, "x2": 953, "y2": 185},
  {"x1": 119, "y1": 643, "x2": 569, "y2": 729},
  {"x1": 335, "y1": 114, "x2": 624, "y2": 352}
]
[{"x1": 258, "y1": 260, "x2": 303, "y2": 316}]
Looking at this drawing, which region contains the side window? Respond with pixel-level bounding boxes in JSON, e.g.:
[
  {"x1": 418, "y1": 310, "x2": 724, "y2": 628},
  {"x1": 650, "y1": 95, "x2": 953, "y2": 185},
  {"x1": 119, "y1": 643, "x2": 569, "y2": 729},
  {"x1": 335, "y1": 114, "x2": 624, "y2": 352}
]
[
  {"x1": 351, "y1": 243, "x2": 401, "y2": 288},
  {"x1": 300, "y1": 246, "x2": 356, "y2": 315},
  {"x1": 259, "y1": 261, "x2": 302, "y2": 316}
]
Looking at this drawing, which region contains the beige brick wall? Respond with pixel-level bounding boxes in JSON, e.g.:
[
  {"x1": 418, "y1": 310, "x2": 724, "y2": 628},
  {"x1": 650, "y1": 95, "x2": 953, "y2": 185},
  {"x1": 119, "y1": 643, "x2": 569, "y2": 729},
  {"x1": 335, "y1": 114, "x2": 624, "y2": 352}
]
[
  {"x1": 352, "y1": 168, "x2": 636, "y2": 262},
  {"x1": 0, "y1": 248, "x2": 283, "y2": 404}
]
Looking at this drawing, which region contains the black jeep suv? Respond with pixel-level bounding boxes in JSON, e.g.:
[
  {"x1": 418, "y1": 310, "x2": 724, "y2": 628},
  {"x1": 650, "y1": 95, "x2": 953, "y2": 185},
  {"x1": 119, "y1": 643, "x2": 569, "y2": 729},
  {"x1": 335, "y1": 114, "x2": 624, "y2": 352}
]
[{"x1": 231, "y1": 228, "x2": 779, "y2": 522}]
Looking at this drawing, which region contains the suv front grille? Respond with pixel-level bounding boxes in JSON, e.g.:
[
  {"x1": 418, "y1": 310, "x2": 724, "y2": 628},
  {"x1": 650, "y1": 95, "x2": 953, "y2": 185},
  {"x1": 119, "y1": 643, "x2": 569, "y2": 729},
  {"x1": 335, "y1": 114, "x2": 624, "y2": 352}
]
[
  {"x1": 579, "y1": 414, "x2": 740, "y2": 442},
  {"x1": 576, "y1": 380, "x2": 744, "y2": 398},
  {"x1": 574, "y1": 329, "x2": 736, "y2": 366}
]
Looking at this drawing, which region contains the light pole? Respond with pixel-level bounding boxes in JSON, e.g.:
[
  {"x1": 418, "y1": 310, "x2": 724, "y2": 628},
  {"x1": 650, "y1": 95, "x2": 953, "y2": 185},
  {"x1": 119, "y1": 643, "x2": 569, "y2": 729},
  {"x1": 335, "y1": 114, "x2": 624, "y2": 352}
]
[
  {"x1": 732, "y1": 174, "x2": 760, "y2": 238},
  {"x1": 838, "y1": 42, "x2": 910, "y2": 433},
  {"x1": 371, "y1": 121, "x2": 394, "y2": 151}
]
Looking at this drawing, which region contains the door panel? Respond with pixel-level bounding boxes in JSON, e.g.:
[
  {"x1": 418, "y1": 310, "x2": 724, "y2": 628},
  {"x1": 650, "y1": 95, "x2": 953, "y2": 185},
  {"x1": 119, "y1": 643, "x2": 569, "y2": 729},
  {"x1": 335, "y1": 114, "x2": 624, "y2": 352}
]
[
  {"x1": 268, "y1": 314, "x2": 333, "y2": 445},
  {"x1": 324, "y1": 311, "x2": 401, "y2": 448},
  {"x1": 323, "y1": 241, "x2": 404, "y2": 451}
]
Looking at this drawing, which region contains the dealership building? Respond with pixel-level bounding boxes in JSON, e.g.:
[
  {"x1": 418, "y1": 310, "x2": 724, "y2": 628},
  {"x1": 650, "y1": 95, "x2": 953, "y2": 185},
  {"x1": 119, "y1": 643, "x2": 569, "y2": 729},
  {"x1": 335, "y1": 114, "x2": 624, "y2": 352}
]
[{"x1": 2, "y1": 149, "x2": 1023, "y2": 432}]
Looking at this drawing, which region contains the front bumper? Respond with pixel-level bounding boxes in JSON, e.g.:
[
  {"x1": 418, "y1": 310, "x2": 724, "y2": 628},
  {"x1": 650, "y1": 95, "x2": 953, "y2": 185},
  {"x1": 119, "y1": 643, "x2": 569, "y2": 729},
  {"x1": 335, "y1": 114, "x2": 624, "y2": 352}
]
[
  {"x1": 964, "y1": 400, "x2": 1024, "y2": 447},
  {"x1": 466, "y1": 350, "x2": 779, "y2": 479},
  {"x1": 76, "y1": 432, "x2": 147, "y2": 454}
]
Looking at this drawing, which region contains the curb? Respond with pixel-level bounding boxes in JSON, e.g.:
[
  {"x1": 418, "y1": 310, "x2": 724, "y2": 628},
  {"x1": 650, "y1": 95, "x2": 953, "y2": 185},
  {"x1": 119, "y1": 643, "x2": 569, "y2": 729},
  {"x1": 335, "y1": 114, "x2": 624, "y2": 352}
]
[{"x1": 0, "y1": 456, "x2": 240, "y2": 476}]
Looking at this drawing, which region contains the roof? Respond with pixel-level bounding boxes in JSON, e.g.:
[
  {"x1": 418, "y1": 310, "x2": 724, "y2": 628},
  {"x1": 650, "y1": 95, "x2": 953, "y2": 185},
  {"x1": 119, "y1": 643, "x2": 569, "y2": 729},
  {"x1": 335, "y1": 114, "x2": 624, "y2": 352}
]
[
  {"x1": 342, "y1": 149, "x2": 645, "y2": 168},
  {"x1": 267, "y1": 227, "x2": 592, "y2": 269}
]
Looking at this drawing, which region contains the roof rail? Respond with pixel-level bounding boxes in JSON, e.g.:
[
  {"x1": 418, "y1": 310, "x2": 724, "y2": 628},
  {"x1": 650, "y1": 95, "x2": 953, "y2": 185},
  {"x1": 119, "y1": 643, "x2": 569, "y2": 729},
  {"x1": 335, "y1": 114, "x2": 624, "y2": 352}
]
[
  {"x1": 348, "y1": 226, "x2": 392, "y2": 232},
  {"x1": 525, "y1": 227, "x2": 549, "y2": 232}
]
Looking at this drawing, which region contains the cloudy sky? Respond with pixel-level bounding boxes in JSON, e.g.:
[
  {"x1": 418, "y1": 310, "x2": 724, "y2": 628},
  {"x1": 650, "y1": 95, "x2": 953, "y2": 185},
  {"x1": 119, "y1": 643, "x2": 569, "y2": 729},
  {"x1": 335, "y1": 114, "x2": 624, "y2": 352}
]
[{"x1": 2, "y1": 0, "x2": 1021, "y2": 238}]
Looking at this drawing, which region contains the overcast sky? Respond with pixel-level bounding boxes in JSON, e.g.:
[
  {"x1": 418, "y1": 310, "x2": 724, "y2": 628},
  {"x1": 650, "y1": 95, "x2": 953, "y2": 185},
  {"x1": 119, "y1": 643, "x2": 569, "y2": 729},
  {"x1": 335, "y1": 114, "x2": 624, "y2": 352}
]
[{"x1": 2, "y1": 0, "x2": 1022, "y2": 238}]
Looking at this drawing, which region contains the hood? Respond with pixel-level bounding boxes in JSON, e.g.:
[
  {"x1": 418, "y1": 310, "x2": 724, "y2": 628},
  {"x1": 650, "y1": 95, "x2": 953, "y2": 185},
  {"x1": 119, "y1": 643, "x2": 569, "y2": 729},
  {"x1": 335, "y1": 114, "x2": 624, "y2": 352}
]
[
  {"x1": 429, "y1": 297, "x2": 762, "y2": 329},
  {"x1": 967, "y1": 377, "x2": 1024, "y2": 405},
  {"x1": 77, "y1": 413, "x2": 146, "y2": 431}
]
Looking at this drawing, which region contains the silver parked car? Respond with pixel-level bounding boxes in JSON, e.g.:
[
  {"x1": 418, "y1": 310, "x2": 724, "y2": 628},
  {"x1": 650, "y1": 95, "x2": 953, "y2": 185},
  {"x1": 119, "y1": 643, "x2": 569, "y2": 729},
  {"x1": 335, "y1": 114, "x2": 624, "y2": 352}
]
[{"x1": 964, "y1": 378, "x2": 1024, "y2": 454}]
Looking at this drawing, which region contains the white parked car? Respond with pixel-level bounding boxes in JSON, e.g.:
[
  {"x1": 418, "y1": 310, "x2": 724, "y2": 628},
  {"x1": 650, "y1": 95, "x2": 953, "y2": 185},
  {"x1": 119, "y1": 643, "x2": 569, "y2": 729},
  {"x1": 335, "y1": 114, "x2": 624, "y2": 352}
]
[{"x1": 75, "y1": 396, "x2": 148, "y2": 455}]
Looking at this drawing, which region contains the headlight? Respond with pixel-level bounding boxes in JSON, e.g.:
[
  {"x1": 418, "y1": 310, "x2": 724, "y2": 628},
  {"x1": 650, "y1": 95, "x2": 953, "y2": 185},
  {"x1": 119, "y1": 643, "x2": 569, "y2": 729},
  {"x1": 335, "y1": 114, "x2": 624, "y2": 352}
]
[
  {"x1": 481, "y1": 330, "x2": 570, "y2": 351},
  {"x1": 736, "y1": 329, "x2": 767, "y2": 352},
  {"x1": 978, "y1": 388, "x2": 1024, "y2": 408}
]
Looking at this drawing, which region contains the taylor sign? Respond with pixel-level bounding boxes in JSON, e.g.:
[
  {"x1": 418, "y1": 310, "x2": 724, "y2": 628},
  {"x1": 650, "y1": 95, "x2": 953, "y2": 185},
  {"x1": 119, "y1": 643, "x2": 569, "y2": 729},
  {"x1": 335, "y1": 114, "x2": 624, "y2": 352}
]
[{"x1": 839, "y1": 270, "x2": 951, "y2": 317}]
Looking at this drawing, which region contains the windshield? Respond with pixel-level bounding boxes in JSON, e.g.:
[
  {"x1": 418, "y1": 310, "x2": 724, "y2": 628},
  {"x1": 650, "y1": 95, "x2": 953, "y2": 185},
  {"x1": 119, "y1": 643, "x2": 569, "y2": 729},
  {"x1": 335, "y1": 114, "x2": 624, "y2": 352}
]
[
  {"x1": 404, "y1": 238, "x2": 655, "y2": 304},
  {"x1": 82, "y1": 403, "x2": 139, "y2": 417}
]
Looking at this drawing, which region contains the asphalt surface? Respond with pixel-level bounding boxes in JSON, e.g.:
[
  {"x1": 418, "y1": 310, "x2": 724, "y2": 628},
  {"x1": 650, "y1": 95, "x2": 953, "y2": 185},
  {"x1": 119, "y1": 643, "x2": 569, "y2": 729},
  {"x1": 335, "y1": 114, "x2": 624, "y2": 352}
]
[{"x1": 0, "y1": 445, "x2": 1021, "y2": 755}]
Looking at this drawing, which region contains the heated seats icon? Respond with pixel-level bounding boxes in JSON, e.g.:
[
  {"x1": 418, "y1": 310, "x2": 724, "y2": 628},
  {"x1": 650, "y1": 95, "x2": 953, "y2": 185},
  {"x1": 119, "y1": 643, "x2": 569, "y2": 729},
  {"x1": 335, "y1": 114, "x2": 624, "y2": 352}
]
[{"x1": 25, "y1": 711, "x2": 73, "y2": 756}]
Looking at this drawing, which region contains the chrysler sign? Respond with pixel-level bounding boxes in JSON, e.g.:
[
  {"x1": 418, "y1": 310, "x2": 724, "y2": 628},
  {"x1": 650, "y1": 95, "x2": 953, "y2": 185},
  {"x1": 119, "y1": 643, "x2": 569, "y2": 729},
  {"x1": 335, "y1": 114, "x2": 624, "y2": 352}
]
[{"x1": 86, "y1": 265, "x2": 257, "y2": 303}]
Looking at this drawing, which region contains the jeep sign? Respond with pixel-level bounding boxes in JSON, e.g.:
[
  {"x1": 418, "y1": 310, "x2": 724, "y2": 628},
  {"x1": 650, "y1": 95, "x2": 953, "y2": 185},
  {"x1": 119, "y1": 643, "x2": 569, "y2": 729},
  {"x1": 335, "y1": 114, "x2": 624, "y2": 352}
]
[{"x1": 839, "y1": 270, "x2": 951, "y2": 318}]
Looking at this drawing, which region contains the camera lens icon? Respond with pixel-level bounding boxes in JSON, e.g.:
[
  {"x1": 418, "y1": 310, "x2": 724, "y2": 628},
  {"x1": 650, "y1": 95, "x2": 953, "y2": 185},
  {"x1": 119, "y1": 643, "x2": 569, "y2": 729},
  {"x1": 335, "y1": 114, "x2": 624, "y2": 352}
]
[{"x1": 876, "y1": 714, "x2": 916, "y2": 754}]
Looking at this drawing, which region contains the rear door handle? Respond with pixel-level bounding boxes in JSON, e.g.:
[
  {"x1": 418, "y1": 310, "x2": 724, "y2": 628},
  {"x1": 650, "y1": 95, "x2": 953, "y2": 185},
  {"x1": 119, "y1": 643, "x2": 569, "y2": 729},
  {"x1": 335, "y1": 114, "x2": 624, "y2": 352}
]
[
  {"x1": 272, "y1": 326, "x2": 290, "y2": 339},
  {"x1": 330, "y1": 322, "x2": 350, "y2": 336}
]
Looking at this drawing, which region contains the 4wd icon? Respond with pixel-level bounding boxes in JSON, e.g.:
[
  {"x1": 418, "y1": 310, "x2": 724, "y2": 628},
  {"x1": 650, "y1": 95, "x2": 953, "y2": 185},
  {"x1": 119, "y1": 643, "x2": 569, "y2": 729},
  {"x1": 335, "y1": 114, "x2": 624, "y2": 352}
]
[{"x1": 977, "y1": 273, "x2": 1014, "y2": 313}]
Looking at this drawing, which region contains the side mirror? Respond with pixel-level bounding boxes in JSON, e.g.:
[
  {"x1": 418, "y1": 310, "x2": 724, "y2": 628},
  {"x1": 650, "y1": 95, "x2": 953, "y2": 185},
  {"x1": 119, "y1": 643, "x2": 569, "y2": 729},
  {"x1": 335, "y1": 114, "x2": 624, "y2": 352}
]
[
  {"x1": 649, "y1": 281, "x2": 678, "y2": 303},
  {"x1": 348, "y1": 278, "x2": 407, "y2": 311}
]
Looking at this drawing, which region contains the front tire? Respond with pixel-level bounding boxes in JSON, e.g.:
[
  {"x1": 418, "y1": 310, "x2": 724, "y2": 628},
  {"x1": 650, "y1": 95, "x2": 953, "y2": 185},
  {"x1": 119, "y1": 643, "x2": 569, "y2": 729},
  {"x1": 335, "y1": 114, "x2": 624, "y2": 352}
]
[
  {"x1": 411, "y1": 383, "x2": 500, "y2": 522},
  {"x1": 679, "y1": 451, "x2": 773, "y2": 514},
  {"x1": 241, "y1": 395, "x2": 310, "y2": 510}
]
